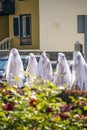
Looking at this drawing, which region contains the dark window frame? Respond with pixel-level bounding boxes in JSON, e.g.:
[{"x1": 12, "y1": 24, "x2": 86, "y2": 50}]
[
  {"x1": 13, "y1": 14, "x2": 32, "y2": 45},
  {"x1": 13, "y1": 16, "x2": 20, "y2": 37},
  {"x1": 77, "y1": 15, "x2": 85, "y2": 33},
  {"x1": 0, "y1": 1, "x2": 3, "y2": 11},
  {"x1": 0, "y1": 0, "x2": 15, "y2": 15}
]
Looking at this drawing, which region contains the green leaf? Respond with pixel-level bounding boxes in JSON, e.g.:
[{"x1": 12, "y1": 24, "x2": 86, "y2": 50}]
[{"x1": 0, "y1": 112, "x2": 5, "y2": 117}]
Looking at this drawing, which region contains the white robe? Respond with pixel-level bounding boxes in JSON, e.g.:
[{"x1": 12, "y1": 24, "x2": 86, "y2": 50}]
[
  {"x1": 53, "y1": 53, "x2": 72, "y2": 89},
  {"x1": 5, "y1": 48, "x2": 24, "y2": 88},
  {"x1": 72, "y1": 51, "x2": 87, "y2": 91},
  {"x1": 37, "y1": 52, "x2": 53, "y2": 81},
  {"x1": 25, "y1": 53, "x2": 38, "y2": 83}
]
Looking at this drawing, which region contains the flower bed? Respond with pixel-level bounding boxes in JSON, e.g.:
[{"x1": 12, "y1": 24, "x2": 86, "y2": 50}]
[{"x1": 0, "y1": 78, "x2": 87, "y2": 130}]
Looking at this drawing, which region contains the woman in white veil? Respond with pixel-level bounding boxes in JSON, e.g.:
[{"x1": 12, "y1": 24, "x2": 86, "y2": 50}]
[
  {"x1": 72, "y1": 51, "x2": 87, "y2": 91},
  {"x1": 25, "y1": 53, "x2": 38, "y2": 84},
  {"x1": 37, "y1": 51, "x2": 53, "y2": 81},
  {"x1": 5, "y1": 48, "x2": 24, "y2": 88},
  {"x1": 53, "y1": 53, "x2": 72, "y2": 89}
]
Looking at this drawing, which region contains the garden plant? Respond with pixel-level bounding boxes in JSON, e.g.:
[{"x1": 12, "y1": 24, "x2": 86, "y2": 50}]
[{"x1": 0, "y1": 76, "x2": 87, "y2": 130}]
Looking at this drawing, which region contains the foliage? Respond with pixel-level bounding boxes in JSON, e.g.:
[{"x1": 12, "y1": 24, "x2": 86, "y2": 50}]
[
  {"x1": 0, "y1": 78, "x2": 87, "y2": 130},
  {"x1": 58, "y1": 89, "x2": 87, "y2": 103}
]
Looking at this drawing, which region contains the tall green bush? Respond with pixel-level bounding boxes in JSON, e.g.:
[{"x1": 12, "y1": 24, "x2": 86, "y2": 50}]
[{"x1": 0, "y1": 78, "x2": 87, "y2": 130}]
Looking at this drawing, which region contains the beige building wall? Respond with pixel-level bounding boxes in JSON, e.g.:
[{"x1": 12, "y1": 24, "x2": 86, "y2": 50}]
[
  {"x1": 39, "y1": 0, "x2": 87, "y2": 52},
  {"x1": 0, "y1": 16, "x2": 9, "y2": 41}
]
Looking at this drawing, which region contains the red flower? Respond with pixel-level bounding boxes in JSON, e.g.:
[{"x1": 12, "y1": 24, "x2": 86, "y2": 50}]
[
  {"x1": 60, "y1": 104, "x2": 73, "y2": 112},
  {"x1": 46, "y1": 107, "x2": 53, "y2": 113},
  {"x1": 3, "y1": 102, "x2": 14, "y2": 111},
  {"x1": 32, "y1": 128, "x2": 36, "y2": 130},
  {"x1": 59, "y1": 112, "x2": 69, "y2": 120},
  {"x1": 0, "y1": 86, "x2": 5, "y2": 91},
  {"x1": 29, "y1": 98, "x2": 37, "y2": 108}
]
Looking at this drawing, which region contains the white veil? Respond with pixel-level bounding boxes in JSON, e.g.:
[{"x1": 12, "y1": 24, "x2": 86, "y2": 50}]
[
  {"x1": 72, "y1": 51, "x2": 87, "y2": 91},
  {"x1": 25, "y1": 53, "x2": 38, "y2": 84},
  {"x1": 37, "y1": 51, "x2": 53, "y2": 81},
  {"x1": 53, "y1": 53, "x2": 72, "y2": 89},
  {"x1": 26, "y1": 53, "x2": 38, "y2": 76},
  {"x1": 5, "y1": 48, "x2": 24, "y2": 88}
]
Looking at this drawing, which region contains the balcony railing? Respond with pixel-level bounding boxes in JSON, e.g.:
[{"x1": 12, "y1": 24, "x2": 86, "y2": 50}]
[{"x1": 0, "y1": 38, "x2": 12, "y2": 50}]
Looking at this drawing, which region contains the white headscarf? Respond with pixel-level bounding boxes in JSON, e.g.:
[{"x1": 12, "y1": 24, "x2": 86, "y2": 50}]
[
  {"x1": 25, "y1": 53, "x2": 38, "y2": 86},
  {"x1": 72, "y1": 51, "x2": 87, "y2": 91},
  {"x1": 53, "y1": 53, "x2": 72, "y2": 89},
  {"x1": 26, "y1": 53, "x2": 38, "y2": 76},
  {"x1": 37, "y1": 51, "x2": 53, "y2": 81},
  {"x1": 5, "y1": 48, "x2": 24, "y2": 88}
]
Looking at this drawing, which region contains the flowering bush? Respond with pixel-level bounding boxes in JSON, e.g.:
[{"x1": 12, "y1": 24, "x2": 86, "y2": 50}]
[
  {"x1": 0, "y1": 78, "x2": 87, "y2": 130},
  {"x1": 58, "y1": 89, "x2": 87, "y2": 103}
]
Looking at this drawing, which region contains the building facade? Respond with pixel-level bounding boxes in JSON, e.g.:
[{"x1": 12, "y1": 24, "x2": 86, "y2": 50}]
[
  {"x1": 0, "y1": 0, "x2": 87, "y2": 52},
  {"x1": 0, "y1": 0, "x2": 39, "y2": 49}
]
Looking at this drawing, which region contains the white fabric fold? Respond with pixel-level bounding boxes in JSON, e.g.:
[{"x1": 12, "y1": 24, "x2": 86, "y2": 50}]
[
  {"x1": 26, "y1": 53, "x2": 38, "y2": 76},
  {"x1": 53, "y1": 53, "x2": 72, "y2": 89},
  {"x1": 72, "y1": 51, "x2": 87, "y2": 91},
  {"x1": 37, "y1": 51, "x2": 53, "y2": 81},
  {"x1": 5, "y1": 48, "x2": 24, "y2": 88},
  {"x1": 25, "y1": 53, "x2": 38, "y2": 84}
]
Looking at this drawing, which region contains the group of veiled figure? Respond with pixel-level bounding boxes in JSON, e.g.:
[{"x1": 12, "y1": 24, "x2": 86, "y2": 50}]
[{"x1": 3, "y1": 48, "x2": 87, "y2": 91}]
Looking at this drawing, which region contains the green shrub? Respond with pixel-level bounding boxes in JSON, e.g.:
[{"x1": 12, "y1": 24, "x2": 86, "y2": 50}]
[{"x1": 0, "y1": 78, "x2": 87, "y2": 130}]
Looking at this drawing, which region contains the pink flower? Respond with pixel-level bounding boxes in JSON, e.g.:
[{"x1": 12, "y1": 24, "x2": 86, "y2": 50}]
[
  {"x1": 3, "y1": 102, "x2": 14, "y2": 111},
  {"x1": 60, "y1": 104, "x2": 73, "y2": 112}
]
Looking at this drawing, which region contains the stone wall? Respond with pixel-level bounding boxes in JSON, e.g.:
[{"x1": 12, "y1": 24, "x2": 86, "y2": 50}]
[{"x1": 0, "y1": 50, "x2": 73, "y2": 61}]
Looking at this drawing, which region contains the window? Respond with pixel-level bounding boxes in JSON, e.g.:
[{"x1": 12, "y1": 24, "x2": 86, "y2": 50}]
[
  {"x1": 23, "y1": 16, "x2": 26, "y2": 37},
  {"x1": 13, "y1": 14, "x2": 32, "y2": 45},
  {"x1": 22, "y1": 15, "x2": 31, "y2": 37},
  {"x1": 0, "y1": 0, "x2": 15, "y2": 15},
  {"x1": 13, "y1": 16, "x2": 20, "y2": 36},
  {"x1": 77, "y1": 15, "x2": 85, "y2": 33},
  {"x1": 0, "y1": 1, "x2": 2, "y2": 11}
]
